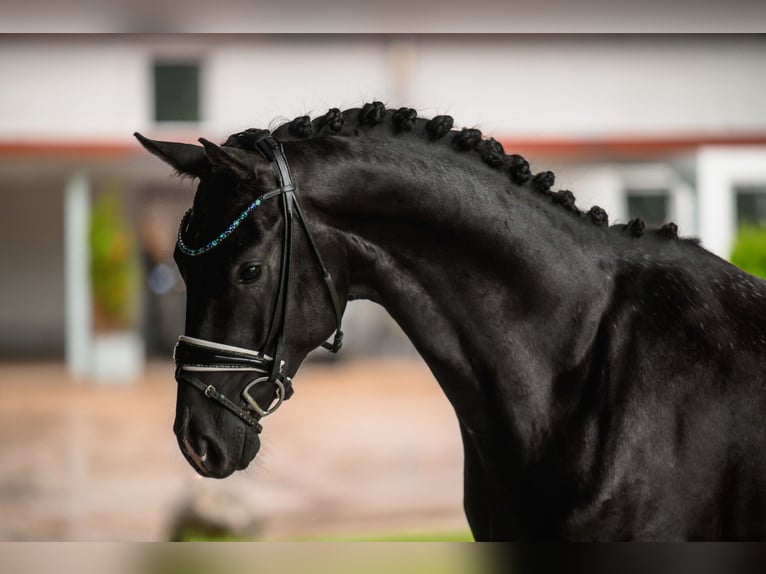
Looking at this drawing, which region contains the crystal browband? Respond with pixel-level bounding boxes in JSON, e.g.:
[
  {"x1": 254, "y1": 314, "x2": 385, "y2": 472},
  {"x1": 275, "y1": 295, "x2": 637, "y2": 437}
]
[{"x1": 177, "y1": 186, "x2": 295, "y2": 257}]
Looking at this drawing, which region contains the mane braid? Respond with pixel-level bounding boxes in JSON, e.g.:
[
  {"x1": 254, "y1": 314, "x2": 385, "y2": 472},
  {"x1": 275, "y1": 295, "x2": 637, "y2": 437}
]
[{"x1": 222, "y1": 102, "x2": 684, "y2": 241}]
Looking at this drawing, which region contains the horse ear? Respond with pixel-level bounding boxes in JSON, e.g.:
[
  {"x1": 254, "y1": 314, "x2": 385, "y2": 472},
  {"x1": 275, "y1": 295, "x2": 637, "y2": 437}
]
[
  {"x1": 133, "y1": 132, "x2": 209, "y2": 177},
  {"x1": 198, "y1": 138, "x2": 255, "y2": 180}
]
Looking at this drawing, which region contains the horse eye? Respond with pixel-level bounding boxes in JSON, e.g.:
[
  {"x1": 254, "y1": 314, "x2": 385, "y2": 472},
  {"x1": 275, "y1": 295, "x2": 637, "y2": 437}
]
[{"x1": 239, "y1": 263, "x2": 262, "y2": 283}]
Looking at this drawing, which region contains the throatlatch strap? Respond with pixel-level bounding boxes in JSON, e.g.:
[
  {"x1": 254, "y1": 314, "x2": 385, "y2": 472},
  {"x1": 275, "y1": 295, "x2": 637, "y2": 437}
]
[
  {"x1": 292, "y1": 199, "x2": 344, "y2": 353},
  {"x1": 256, "y1": 134, "x2": 344, "y2": 354}
]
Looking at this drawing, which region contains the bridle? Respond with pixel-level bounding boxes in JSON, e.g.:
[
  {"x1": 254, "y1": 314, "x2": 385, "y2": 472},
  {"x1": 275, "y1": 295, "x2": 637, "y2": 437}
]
[{"x1": 173, "y1": 133, "x2": 344, "y2": 433}]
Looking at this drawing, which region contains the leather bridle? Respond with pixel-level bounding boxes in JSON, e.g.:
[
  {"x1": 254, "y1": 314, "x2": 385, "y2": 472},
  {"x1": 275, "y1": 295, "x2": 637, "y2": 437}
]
[{"x1": 173, "y1": 134, "x2": 344, "y2": 433}]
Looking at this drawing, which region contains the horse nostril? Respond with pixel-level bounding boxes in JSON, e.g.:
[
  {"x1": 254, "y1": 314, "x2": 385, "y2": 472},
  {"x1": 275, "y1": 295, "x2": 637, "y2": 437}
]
[
  {"x1": 182, "y1": 436, "x2": 210, "y2": 471},
  {"x1": 197, "y1": 439, "x2": 209, "y2": 462}
]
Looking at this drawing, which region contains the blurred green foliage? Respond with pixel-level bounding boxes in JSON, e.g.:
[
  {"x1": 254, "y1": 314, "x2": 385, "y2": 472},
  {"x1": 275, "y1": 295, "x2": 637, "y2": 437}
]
[
  {"x1": 90, "y1": 186, "x2": 139, "y2": 329},
  {"x1": 179, "y1": 527, "x2": 474, "y2": 542},
  {"x1": 295, "y1": 529, "x2": 475, "y2": 542},
  {"x1": 177, "y1": 527, "x2": 251, "y2": 542},
  {"x1": 136, "y1": 543, "x2": 485, "y2": 574},
  {"x1": 731, "y1": 225, "x2": 766, "y2": 280}
]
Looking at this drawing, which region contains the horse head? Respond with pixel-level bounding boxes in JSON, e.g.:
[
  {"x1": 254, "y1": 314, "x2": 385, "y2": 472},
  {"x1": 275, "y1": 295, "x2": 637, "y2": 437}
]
[{"x1": 135, "y1": 131, "x2": 345, "y2": 478}]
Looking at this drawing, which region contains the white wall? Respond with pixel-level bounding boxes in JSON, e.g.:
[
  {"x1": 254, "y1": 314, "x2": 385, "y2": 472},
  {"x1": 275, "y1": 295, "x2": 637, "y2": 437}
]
[
  {"x1": 0, "y1": 38, "x2": 149, "y2": 140},
  {"x1": 204, "y1": 36, "x2": 396, "y2": 134},
  {"x1": 1, "y1": 36, "x2": 765, "y2": 141},
  {"x1": 410, "y1": 36, "x2": 766, "y2": 137}
]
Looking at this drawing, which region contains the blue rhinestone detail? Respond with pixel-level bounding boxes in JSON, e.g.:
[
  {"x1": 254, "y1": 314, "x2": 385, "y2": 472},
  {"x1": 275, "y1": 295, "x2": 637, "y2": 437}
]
[{"x1": 177, "y1": 191, "x2": 276, "y2": 256}]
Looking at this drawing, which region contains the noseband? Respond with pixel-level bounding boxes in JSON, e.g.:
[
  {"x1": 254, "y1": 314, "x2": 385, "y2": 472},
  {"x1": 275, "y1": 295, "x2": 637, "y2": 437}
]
[{"x1": 173, "y1": 134, "x2": 344, "y2": 433}]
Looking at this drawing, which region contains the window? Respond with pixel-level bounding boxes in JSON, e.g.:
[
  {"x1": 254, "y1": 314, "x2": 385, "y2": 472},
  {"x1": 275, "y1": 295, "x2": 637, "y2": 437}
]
[
  {"x1": 626, "y1": 191, "x2": 668, "y2": 227},
  {"x1": 153, "y1": 61, "x2": 201, "y2": 123},
  {"x1": 736, "y1": 186, "x2": 766, "y2": 227}
]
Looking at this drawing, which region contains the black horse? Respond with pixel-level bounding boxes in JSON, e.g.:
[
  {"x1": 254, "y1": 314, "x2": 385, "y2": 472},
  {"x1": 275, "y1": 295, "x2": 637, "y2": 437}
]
[{"x1": 136, "y1": 103, "x2": 766, "y2": 541}]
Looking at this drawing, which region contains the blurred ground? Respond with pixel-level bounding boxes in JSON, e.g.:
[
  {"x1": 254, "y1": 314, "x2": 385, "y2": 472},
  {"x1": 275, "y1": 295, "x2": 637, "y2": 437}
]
[{"x1": 0, "y1": 359, "x2": 467, "y2": 541}]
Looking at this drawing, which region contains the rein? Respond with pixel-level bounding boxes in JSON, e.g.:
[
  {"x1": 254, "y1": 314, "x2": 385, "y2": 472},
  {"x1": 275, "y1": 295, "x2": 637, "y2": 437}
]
[{"x1": 173, "y1": 134, "x2": 344, "y2": 432}]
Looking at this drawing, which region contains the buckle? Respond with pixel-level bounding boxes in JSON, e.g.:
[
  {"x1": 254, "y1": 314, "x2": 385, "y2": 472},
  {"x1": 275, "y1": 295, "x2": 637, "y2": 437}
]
[
  {"x1": 204, "y1": 385, "x2": 216, "y2": 398},
  {"x1": 321, "y1": 331, "x2": 344, "y2": 353}
]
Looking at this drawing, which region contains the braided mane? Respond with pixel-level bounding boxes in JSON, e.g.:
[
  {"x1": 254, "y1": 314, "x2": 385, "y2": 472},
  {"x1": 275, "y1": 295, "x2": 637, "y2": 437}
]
[{"x1": 222, "y1": 102, "x2": 681, "y2": 240}]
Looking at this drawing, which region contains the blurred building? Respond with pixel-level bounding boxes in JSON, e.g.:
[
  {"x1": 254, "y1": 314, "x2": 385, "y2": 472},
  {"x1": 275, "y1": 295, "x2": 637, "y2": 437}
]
[{"x1": 1, "y1": 35, "x2": 765, "y2": 370}]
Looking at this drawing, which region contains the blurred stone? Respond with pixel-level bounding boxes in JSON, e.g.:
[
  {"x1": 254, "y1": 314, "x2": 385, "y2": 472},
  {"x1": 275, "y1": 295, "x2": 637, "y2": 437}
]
[{"x1": 167, "y1": 480, "x2": 265, "y2": 541}]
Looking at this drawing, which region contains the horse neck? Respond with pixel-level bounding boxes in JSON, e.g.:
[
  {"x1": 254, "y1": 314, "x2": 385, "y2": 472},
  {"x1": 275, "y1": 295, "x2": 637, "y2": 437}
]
[{"x1": 294, "y1": 137, "x2": 616, "y2": 449}]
